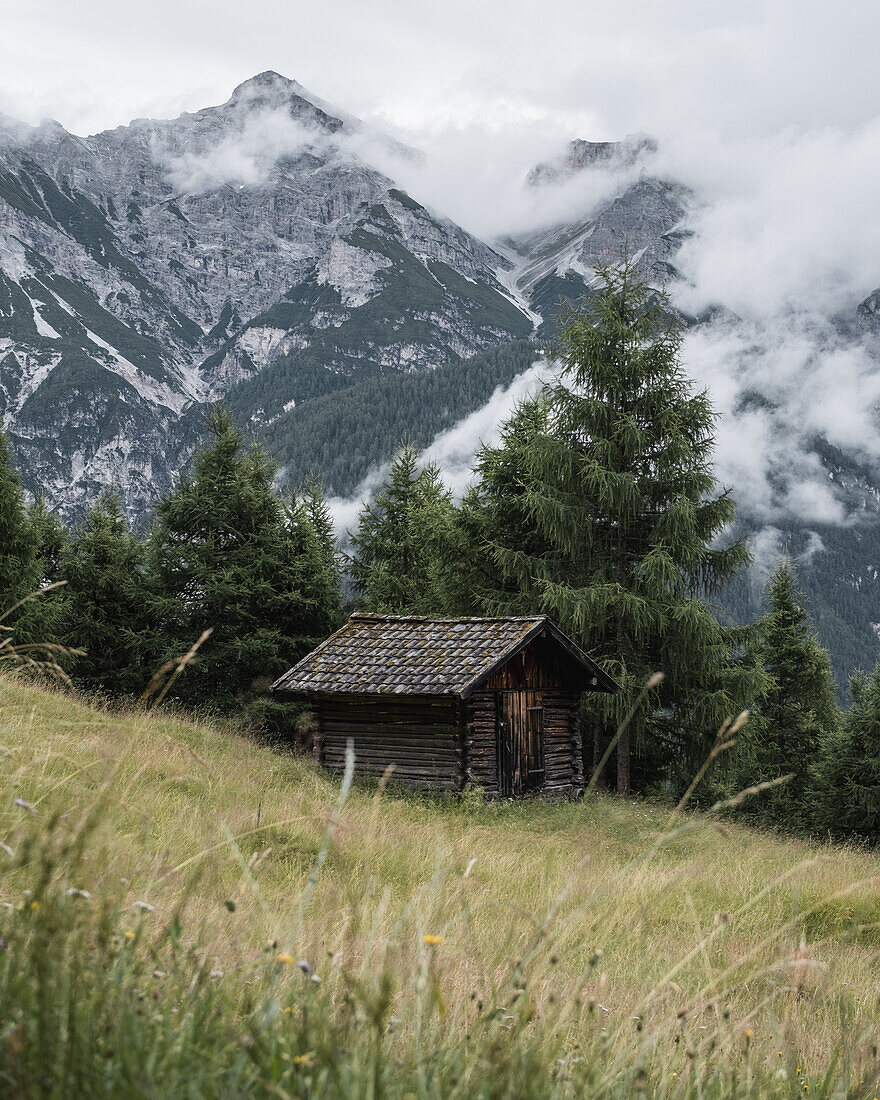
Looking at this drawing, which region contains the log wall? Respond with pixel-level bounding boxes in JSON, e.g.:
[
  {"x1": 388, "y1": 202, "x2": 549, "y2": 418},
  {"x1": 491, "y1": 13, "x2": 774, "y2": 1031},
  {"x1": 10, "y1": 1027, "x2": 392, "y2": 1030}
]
[
  {"x1": 314, "y1": 694, "x2": 463, "y2": 791},
  {"x1": 465, "y1": 690, "x2": 499, "y2": 795},
  {"x1": 541, "y1": 690, "x2": 584, "y2": 796}
]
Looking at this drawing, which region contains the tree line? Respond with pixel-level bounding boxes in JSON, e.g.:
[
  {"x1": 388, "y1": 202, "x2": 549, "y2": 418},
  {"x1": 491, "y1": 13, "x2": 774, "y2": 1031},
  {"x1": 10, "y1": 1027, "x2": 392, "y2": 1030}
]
[{"x1": 2, "y1": 262, "x2": 878, "y2": 841}]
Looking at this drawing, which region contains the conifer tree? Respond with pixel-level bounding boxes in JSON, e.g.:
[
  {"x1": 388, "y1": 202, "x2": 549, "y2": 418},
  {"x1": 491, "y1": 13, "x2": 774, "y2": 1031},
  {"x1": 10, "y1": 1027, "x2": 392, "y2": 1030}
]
[
  {"x1": 0, "y1": 427, "x2": 37, "y2": 608},
  {"x1": 147, "y1": 407, "x2": 339, "y2": 711},
  {"x1": 60, "y1": 492, "x2": 150, "y2": 696},
  {"x1": 302, "y1": 474, "x2": 343, "y2": 605},
  {"x1": 463, "y1": 261, "x2": 764, "y2": 794},
  {"x1": 20, "y1": 496, "x2": 68, "y2": 643},
  {"x1": 748, "y1": 560, "x2": 838, "y2": 829},
  {"x1": 813, "y1": 667, "x2": 880, "y2": 840},
  {"x1": 0, "y1": 430, "x2": 63, "y2": 645},
  {"x1": 349, "y1": 446, "x2": 462, "y2": 615}
]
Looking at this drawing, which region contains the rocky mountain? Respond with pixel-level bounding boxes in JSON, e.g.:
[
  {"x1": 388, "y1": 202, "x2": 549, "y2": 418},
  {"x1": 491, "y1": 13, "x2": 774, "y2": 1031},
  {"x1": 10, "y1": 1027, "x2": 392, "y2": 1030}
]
[
  {"x1": 0, "y1": 72, "x2": 531, "y2": 514},
  {"x1": 3, "y1": 74, "x2": 880, "y2": 689}
]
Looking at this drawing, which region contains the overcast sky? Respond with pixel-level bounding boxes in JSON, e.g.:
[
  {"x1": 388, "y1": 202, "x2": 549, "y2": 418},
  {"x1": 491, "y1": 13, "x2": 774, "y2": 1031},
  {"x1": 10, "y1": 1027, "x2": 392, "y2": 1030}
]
[
  {"x1": 3, "y1": 0, "x2": 879, "y2": 145},
  {"x1": 5, "y1": 0, "x2": 880, "y2": 534}
]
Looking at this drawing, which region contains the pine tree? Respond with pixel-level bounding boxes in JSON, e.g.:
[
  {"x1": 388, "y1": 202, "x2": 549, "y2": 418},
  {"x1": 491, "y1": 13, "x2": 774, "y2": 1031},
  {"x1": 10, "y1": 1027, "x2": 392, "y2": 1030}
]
[
  {"x1": 0, "y1": 427, "x2": 37, "y2": 608},
  {"x1": 301, "y1": 474, "x2": 343, "y2": 609},
  {"x1": 60, "y1": 492, "x2": 151, "y2": 696},
  {"x1": 0, "y1": 429, "x2": 63, "y2": 646},
  {"x1": 20, "y1": 496, "x2": 68, "y2": 645},
  {"x1": 349, "y1": 446, "x2": 462, "y2": 615},
  {"x1": 463, "y1": 261, "x2": 765, "y2": 794},
  {"x1": 147, "y1": 407, "x2": 340, "y2": 711},
  {"x1": 748, "y1": 560, "x2": 839, "y2": 829},
  {"x1": 813, "y1": 667, "x2": 880, "y2": 840}
]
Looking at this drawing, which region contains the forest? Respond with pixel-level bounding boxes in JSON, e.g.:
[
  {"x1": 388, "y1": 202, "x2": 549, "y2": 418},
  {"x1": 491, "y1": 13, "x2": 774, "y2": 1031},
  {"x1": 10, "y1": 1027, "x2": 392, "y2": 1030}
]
[{"x1": 3, "y1": 263, "x2": 877, "y2": 842}]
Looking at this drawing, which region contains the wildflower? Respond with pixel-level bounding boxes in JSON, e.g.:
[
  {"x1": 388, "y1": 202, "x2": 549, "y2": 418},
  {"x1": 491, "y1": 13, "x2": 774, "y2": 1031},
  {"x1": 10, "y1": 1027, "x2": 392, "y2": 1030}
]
[
  {"x1": 310, "y1": 974, "x2": 321, "y2": 983},
  {"x1": 30, "y1": 901, "x2": 40, "y2": 911},
  {"x1": 276, "y1": 952, "x2": 294, "y2": 965},
  {"x1": 66, "y1": 888, "x2": 92, "y2": 900},
  {"x1": 292, "y1": 1053, "x2": 313, "y2": 1067},
  {"x1": 210, "y1": 969, "x2": 224, "y2": 979},
  {"x1": 14, "y1": 798, "x2": 35, "y2": 813},
  {"x1": 423, "y1": 934, "x2": 444, "y2": 946},
  {"x1": 296, "y1": 959, "x2": 312, "y2": 976},
  {"x1": 133, "y1": 900, "x2": 155, "y2": 912},
  {"x1": 153, "y1": 970, "x2": 167, "y2": 979},
  {"x1": 124, "y1": 930, "x2": 135, "y2": 940},
  {"x1": 744, "y1": 1029, "x2": 754, "y2": 1039}
]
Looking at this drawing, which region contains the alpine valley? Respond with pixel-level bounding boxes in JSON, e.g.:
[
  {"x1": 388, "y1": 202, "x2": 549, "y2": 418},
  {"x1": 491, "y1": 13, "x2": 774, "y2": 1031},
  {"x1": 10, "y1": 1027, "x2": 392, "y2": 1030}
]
[{"x1": 2, "y1": 71, "x2": 880, "y2": 687}]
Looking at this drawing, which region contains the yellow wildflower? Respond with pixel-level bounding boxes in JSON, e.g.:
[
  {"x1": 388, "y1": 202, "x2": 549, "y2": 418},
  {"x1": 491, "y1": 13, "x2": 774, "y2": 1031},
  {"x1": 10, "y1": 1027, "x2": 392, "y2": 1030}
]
[
  {"x1": 293, "y1": 1053, "x2": 313, "y2": 1067},
  {"x1": 30, "y1": 901, "x2": 40, "y2": 911},
  {"x1": 124, "y1": 930, "x2": 135, "y2": 940},
  {"x1": 423, "y1": 934, "x2": 444, "y2": 946},
  {"x1": 276, "y1": 951, "x2": 295, "y2": 965},
  {"x1": 744, "y1": 1029, "x2": 753, "y2": 1038}
]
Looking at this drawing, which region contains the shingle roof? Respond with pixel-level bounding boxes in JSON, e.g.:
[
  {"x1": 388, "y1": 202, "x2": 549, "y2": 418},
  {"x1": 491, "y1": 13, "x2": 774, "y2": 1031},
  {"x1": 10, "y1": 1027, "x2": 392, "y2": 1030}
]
[{"x1": 272, "y1": 613, "x2": 617, "y2": 697}]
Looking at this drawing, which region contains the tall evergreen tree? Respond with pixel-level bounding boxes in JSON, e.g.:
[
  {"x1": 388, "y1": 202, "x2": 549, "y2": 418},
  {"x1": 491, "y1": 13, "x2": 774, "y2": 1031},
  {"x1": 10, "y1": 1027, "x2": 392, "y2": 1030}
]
[
  {"x1": 147, "y1": 407, "x2": 340, "y2": 711},
  {"x1": 60, "y1": 492, "x2": 151, "y2": 696},
  {"x1": 462, "y1": 262, "x2": 764, "y2": 794},
  {"x1": 813, "y1": 666, "x2": 880, "y2": 840},
  {"x1": 0, "y1": 430, "x2": 63, "y2": 646},
  {"x1": 349, "y1": 446, "x2": 463, "y2": 615},
  {"x1": 301, "y1": 474, "x2": 343, "y2": 608},
  {"x1": 0, "y1": 427, "x2": 37, "y2": 609},
  {"x1": 747, "y1": 560, "x2": 838, "y2": 829}
]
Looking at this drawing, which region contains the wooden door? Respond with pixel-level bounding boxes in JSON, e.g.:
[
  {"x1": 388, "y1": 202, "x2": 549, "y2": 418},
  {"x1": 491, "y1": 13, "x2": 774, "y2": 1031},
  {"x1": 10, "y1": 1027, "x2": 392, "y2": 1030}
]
[{"x1": 497, "y1": 691, "x2": 545, "y2": 796}]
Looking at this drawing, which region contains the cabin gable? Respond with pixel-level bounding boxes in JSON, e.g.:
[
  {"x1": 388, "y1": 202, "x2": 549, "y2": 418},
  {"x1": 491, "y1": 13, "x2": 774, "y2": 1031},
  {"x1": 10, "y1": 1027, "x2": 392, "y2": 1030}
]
[{"x1": 272, "y1": 614, "x2": 618, "y2": 798}]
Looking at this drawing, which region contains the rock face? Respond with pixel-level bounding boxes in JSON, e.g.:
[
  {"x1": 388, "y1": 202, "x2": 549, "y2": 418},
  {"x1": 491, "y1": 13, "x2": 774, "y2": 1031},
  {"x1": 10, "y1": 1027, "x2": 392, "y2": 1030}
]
[
  {"x1": 0, "y1": 72, "x2": 531, "y2": 515},
  {"x1": 4, "y1": 76, "x2": 880, "y2": 686},
  {"x1": 526, "y1": 134, "x2": 657, "y2": 186}
]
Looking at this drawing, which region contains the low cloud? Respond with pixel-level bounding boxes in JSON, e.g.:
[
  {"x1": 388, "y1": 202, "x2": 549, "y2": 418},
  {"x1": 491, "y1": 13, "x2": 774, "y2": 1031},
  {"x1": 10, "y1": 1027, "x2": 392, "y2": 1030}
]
[
  {"x1": 327, "y1": 360, "x2": 551, "y2": 539},
  {"x1": 681, "y1": 316, "x2": 880, "y2": 527},
  {"x1": 159, "y1": 107, "x2": 317, "y2": 193}
]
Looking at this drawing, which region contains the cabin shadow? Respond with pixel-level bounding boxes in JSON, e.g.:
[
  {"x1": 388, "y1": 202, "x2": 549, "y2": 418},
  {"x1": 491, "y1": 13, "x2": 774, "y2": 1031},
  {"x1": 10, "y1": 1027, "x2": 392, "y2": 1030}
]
[{"x1": 273, "y1": 614, "x2": 619, "y2": 798}]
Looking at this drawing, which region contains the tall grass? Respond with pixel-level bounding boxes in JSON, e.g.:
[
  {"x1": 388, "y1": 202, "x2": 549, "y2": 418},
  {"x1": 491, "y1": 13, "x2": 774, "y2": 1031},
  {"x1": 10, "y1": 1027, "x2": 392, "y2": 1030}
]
[{"x1": 2, "y1": 678, "x2": 880, "y2": 1097}]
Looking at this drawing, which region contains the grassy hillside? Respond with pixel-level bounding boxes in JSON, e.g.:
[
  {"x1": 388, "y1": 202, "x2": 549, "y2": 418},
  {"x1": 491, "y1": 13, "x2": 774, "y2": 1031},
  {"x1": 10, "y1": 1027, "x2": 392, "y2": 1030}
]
[{"x1": 2, "y1": 679, "x2": 880, "y2": 1097}]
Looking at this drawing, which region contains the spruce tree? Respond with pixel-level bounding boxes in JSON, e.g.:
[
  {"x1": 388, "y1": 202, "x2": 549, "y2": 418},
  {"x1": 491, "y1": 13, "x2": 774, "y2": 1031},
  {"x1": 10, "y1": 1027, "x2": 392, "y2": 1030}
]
[
  {"x1": 0, "y1": 427, "x2": 37, "y2": 611},
  {"x1": 302, "y1": 475, "x2": 343, "y2": 607},
  {"x1": 0, "y1": 430, "x2": 63, "y2": 646},
  {"x1": 463, "y1": 261, "x2": 764, "y2": 794},
  {"x1": 349, "y1": 446, "x2": 462, "y2": 615},
  {"x1": 60, "y1": 492, "x2": 150, "y2": 696},
  {"x1": 749, "y1": 560, "x2": 838, "y2": 829},
  {"x1": 813, "y1": 667, "x2": 880, "y2": 840},
  {"x1": 147, "y1": 407, "x2": 339, "y2": 711}
]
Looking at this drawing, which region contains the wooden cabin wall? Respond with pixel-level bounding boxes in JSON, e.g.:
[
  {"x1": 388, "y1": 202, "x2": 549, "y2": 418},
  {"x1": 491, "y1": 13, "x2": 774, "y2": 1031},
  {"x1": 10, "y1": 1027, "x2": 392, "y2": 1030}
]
[
  {"x1": 314, "y1": 694, "x2": 463, "y2": 791},
  {"x1": 542, "y1": 690, "x2": 584, "y2": 795},
  {"x1": 464, "y1": 691, "x2": 499, "y2": 795},
  {"x1": 484, "y1": 636, "x2": 579, "y2": 691},
  {"x1": 464, "y1": 688, "x2": 583, "y2": 797}
]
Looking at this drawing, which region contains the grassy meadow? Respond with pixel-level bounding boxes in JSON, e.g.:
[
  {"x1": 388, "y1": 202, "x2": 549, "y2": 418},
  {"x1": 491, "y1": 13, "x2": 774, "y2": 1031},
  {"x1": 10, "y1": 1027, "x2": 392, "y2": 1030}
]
[{"x1": 2, "y1": 678, "x2": 880, "y2": 1097}]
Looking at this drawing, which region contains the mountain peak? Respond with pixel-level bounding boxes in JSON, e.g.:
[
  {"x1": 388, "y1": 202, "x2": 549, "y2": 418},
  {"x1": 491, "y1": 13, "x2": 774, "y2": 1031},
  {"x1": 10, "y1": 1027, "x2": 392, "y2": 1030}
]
[
  {"x1": 231, "y1": 71, "x2": 303, "y2": 99},
  {"x1": 527, "y1": 133, "x2": 657, "y2": 187}
]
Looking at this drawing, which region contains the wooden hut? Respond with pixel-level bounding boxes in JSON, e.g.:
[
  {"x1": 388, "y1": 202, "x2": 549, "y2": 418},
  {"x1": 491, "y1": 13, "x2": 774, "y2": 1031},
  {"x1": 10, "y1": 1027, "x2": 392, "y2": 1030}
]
[{"x1": 272, "y1": 614, "x2": 619, "y2": 797}]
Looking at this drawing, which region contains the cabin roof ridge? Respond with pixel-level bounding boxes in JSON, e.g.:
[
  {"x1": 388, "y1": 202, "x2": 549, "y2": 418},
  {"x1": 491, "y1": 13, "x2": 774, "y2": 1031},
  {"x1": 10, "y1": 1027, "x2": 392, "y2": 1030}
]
[
  {"x1": 272, "y1": 612, "x2": 619, "y2": 698},
  {"x1": 347, "y1": 612, "x2": 546, "y2": 624}
]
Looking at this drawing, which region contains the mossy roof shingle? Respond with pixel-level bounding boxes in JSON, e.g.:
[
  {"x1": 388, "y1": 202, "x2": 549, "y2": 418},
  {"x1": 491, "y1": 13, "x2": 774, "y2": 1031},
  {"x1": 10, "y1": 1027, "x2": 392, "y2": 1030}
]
[{"x1": 272, "y1": 613, "x2": 617, "y2": 697}]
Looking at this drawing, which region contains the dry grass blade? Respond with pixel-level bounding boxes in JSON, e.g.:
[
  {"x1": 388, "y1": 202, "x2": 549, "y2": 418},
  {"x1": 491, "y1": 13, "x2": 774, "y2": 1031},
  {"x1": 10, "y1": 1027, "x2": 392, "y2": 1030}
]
[{"x1": 139, "y1": 628, "x2": 214, "y2": 707}]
